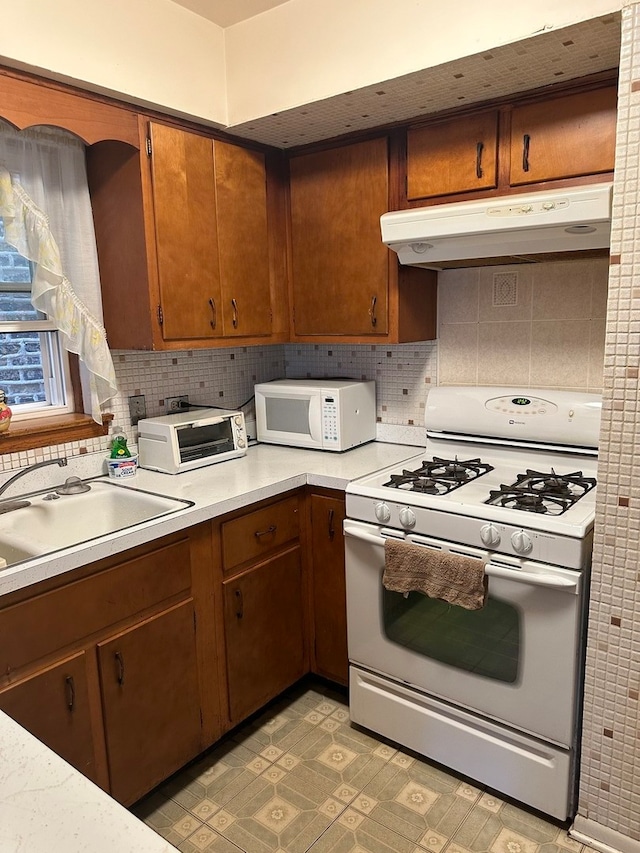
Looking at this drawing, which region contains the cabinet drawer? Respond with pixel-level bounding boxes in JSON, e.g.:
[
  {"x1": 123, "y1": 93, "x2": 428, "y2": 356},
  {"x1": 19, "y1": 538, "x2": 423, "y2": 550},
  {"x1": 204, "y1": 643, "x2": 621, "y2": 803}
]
[
  {"x1": 0, "y1": 537, "x2": 192, "y2": 677},
  {"x1": 222, "y1": 495, "x2": 300, "y2": 572}
]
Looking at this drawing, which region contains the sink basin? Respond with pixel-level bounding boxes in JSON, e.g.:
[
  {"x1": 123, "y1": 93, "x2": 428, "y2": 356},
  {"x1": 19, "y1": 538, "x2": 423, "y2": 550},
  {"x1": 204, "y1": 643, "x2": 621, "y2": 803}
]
[{"x1": 0, "y1": 480, "x2": 193, "y2": 568}]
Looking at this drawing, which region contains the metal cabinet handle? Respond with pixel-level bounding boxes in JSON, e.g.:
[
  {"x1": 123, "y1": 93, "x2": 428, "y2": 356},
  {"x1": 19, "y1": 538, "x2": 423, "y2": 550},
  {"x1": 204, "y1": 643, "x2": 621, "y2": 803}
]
[
  {"x1": 235, "y1": 588, "x2": 244, "y2": 619},
  {"x1": 328, "y1": 508, "x2": 335, "y2": 541},
  {"x1": 231, "y1": 298, "x2": 239, "y2": 329},
  {"x1": 475, "y1": 141, "x2": 484, "y2": 179},
  {"x1": 65, "y1": 675, "x2": 75, "y2": 711},
  {"x1": 369, "y1": 295, "x2": 377, "y2": 328},
  {"x1": 115, "y1": 651, "x2": 125, "y2": 686},
  {"x1": 254, "y1": 524, "x2": 277, "y2": 539},
  {"x1": 209, "y1": 297, "x2": 217, "y2": 330},
  {"x1": 522, "y1": 133, "x2": 531, "y2": 173}
]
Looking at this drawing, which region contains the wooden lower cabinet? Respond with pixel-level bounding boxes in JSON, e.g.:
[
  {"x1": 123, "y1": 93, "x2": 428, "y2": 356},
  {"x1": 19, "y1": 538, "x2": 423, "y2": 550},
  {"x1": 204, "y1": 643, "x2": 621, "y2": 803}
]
[
  {"x1": 223, "y1": 546, "x2": 305, "y2": 725},
  {"x1": 309, "y1": 492, "x2": 348, "y2": 685},
  {"x1": 98, "y1": 599, "x2": 202, "y2": 804},
  {"x1": 0, "y1": 651, "x2": 98, "y2": 782}
]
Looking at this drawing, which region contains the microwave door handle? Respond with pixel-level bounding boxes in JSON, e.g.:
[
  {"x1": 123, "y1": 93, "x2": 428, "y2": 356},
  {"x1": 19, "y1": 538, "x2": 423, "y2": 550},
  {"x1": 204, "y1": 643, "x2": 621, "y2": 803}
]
[{"x1": 308, "y1": 395, "x2": 322, "y2": 443}]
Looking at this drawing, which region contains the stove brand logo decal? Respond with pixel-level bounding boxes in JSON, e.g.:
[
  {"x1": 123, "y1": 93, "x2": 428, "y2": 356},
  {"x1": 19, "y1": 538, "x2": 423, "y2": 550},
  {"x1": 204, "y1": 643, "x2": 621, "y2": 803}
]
[{"x1": 509, "y1": 420, "x2": 526, "y2": 425}]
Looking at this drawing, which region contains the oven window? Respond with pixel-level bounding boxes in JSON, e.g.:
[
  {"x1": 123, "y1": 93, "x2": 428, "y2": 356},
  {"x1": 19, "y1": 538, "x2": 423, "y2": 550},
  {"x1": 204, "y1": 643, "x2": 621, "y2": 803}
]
[
  {"x1": 382, "y1": 590, "x2": 520, "y2": 683},
  {"x1": 177, "y1": 420, "x2": 234, "y2": 461}
]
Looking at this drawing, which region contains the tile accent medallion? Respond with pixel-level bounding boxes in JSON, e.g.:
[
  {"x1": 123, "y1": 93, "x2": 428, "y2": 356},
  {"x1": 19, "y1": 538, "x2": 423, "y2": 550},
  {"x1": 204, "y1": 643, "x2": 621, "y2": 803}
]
[{"x1": 132, "y1": 683, "x2": 598, "y2": 853}]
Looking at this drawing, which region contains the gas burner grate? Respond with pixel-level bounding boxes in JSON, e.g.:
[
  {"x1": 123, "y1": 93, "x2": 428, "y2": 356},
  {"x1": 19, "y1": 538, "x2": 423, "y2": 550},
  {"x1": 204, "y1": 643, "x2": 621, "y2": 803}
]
[
  {"x1": 485, "y1": 469, "x2": 596, "y2": 515},
  {"x1": 383, "y1": 456, "x2": 494, "y2": 495}
]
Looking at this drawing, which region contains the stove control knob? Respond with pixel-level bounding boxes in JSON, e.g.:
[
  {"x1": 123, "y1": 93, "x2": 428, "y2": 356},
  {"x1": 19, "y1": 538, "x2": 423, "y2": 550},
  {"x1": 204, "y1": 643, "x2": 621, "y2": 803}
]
[
  {"x1": 374, "y1": 502, "x2": 391, "y2": 524},
  {"x1": 480, "y1": 523, "x2": 501, "y2": 548},
  {"x1": 511, "y1": 530, "x2": 533, "y2": 555},
  {"x1": 399, "y1": 506, "x2": 416, "y2": 529}
]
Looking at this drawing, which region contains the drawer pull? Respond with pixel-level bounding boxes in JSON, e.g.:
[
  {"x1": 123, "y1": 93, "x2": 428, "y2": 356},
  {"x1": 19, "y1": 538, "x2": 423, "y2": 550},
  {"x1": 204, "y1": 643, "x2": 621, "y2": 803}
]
[
  {"x1": 115, "y1": 651, "x2": 125, "y2": 686},
  {"x1": 65, "y1": 675, "x2": 75, "y2": 711},
  {"x1": 475, "y1": 141, "x2": 484, "y2": 179},
  {"x1": 254, "y1": 524, "x2": 277, "y2": 539},
  {"x1": 235, "y1": 588, "x2": 244, "y2": 619},
  {"x1": 522, "y1": 133, "x2": 531, "y2": 173},
  {"x1": 328, "y1": 508, "x2": 335, "y2": 541}
]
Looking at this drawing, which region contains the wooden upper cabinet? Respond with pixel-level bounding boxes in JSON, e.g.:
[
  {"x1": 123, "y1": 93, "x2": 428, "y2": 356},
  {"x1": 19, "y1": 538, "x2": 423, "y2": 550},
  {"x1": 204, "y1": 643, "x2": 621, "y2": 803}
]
[
  {"x1": 289, "y1": 137, "x2": 391, "y2": 337},
  {"x1": 214, "y1": 140, "x2": 272, "y2": 338},
  {"x1": 149, "y1": 122, "x2": 222, "y2": 341},
  {"x1": 289, "y1": 137, "x2": 437, "y2": 342},
  {"x1": 509, "y1": 86, "x2": 617, "y2": 186},
  {"x1": 407, "y1": 111, "x2": 499, "y2": 200}
]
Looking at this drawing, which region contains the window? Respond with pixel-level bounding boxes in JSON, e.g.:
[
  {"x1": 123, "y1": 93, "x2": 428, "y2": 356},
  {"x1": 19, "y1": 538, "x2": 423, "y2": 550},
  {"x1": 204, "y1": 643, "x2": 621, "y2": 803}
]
[
  {"x1": 0, "y1": 122, "x2": 117, "y2": 426},
  {"x1": 0, "y1": 218, "x2": 72, "y2": 419}
]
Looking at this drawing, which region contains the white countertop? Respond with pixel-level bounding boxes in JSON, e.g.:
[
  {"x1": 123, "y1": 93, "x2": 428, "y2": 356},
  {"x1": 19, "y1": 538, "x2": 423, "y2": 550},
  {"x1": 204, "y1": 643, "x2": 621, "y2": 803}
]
[
  {"x1": 0, "y1": 440, "x2": 419, "y2": 599},
  {"x1": 0, "y1": 440, "x2": 419, "y2": 853}
]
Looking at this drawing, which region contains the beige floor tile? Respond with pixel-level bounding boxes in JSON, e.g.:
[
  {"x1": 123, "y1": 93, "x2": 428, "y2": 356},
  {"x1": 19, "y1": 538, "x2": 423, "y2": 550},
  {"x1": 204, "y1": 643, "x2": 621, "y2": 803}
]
[{"x1": 306, "y1": 810, "x2": 423, "y2": 852}]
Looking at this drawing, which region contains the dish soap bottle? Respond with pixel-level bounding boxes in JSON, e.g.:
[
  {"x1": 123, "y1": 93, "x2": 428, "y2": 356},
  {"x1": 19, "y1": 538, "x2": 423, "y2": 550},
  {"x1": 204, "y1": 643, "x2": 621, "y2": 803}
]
[
  {"x1": 110, "y1": 434, "x2": 132, "y2": 458},
  {"x1": 0, "y1": 389, "x2": 13, "y2": 434}
]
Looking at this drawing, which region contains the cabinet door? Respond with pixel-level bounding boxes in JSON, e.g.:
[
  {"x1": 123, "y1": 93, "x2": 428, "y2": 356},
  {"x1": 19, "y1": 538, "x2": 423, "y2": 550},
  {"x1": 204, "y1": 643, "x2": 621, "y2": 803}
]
[
  {"x1": 310, "y1": 494, "x2": 348, "y2": 685},
  {"x1": 214, "y1": 140, "x2": 272, "y2": 338},
  {"x1": 149, "y1": 121, "x2": 222, "y2": 341},
  {"x1": 289, "y1": 137, "x2": 390, "y2": 336},
  {"x1": 223, "y1": 547, "x2": 305, "y2": 724},
  {"x1": 509, "y1": 87, "x2": 617, "y2": 186},
  {"x1": 97, "y1": 599, "x2": 201, "y2": 804},
  {"x1": 0, "y1": 651, "x2": 98, "y2": 782},
  {"x1": 407, "y1": 111, "x2": 499, "y2": 200}
]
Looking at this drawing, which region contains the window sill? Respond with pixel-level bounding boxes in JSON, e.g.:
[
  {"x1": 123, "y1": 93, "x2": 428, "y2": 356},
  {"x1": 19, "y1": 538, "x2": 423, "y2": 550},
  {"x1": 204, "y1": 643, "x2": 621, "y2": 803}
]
[{"x1": 0, "y1": 413, "x2": 113, "y2": 453}]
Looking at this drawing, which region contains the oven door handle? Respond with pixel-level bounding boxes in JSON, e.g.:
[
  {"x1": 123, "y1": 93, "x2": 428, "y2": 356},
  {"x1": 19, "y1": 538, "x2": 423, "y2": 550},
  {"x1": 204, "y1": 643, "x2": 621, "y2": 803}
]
[
  {"x1": 485, "y1": 563, "x2": 579, "y2": 592},
  {"x1": 343, "y1": 523, "x2": 580, "y2": 593}
]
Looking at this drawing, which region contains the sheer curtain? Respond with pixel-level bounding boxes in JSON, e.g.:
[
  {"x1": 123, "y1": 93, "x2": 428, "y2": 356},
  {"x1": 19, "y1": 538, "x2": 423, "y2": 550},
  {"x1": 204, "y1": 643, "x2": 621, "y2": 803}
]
[{"x1": 0, "y1": 120, "x2": 117, "y2": 423}]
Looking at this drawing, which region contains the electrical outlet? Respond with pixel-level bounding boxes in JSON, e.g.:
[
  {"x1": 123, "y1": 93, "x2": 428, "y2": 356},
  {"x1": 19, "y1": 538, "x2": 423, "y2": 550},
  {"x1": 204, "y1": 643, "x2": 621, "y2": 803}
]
[
  {"x1": 128, "y1": 394, "x2": 146, "y2": 425},
  {"x1": 166, "y1": 395, "x2": 188, "y2": 414}
]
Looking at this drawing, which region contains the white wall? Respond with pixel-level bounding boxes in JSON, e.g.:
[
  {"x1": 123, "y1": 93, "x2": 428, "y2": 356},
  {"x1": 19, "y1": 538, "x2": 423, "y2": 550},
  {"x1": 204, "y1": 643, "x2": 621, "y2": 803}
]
[
  {"x1": 0, "y1": 0, "x2": 228, "y2": 125},
  {"x1": 0, "y1": 0, "x2": 622, "y2": 129}
]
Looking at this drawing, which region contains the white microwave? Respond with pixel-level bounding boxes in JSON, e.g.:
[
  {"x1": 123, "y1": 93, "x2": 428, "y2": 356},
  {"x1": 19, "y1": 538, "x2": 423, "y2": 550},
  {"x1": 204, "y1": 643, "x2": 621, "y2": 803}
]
[
  {"x1": 255, "y1": 379, "x2": 376, "y2": 451},
  {"x1": 138, "y1": 409, "x2": 247, "y2": 474}
]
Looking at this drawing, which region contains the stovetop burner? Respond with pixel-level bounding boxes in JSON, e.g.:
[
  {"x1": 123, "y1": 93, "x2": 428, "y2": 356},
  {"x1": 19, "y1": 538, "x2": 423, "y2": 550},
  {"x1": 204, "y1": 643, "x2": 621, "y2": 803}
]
[
  {"x1": 485, "y1": 468, "x2": 596, "y2": 516},
  {"x1": 383, "y1": 457, "x2": 494, "y2": 495}
]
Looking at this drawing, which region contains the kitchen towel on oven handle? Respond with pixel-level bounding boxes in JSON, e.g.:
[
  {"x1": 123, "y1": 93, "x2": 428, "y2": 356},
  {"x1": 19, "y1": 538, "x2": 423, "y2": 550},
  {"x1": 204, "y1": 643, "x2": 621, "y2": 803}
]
[{"x1": 382, "y1": 538, "x2": 487, "y2": 610}]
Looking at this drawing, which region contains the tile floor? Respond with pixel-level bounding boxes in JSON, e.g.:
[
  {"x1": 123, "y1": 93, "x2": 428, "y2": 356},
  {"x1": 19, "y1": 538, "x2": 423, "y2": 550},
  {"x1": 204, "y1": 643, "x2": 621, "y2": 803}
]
[{"x1": 132, "y1": 680, "x2": 593, "y2": 853}]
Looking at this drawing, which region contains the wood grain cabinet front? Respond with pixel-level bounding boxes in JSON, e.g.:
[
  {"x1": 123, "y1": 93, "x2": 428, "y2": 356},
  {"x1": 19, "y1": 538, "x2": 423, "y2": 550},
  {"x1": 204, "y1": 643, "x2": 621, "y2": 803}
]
[
  {"x1": 0, "y1": 529, "x2": 213, "y2": 804},
  {"x1": 0, "y1": 651, "x2": 98, "y2": 783},
  {"x1": 407, "y1": 111, "x2": 499, "y2": 200},
  {"x1": 288, "y1": 136, "x2": 437, "y2": 343},
  {"x1": 308, "y1": 492, "x2": 348, "y2": 686},
  {"x1": 509, "y1": 86, "x2": 617, "y2": 186},
  {"x1": 88, "y1": 121, "x2": 285, "y2": 350}
]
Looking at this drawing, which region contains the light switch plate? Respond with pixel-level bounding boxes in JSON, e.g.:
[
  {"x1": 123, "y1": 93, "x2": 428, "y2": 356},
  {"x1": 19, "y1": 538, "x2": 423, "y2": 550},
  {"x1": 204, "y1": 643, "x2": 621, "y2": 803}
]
[{"x1": 128, "y1": 394, "x2": 147, "y2": 425}]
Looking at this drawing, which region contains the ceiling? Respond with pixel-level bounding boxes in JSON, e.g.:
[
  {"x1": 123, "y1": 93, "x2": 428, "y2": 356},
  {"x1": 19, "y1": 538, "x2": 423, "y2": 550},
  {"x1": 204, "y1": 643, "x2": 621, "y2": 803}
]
[
  {"x1": 165, "y1": 5, "x2": 621, "y2": 150},
  {"x1": 169, "y1": 0, "x2": 290, "y2": 27}
]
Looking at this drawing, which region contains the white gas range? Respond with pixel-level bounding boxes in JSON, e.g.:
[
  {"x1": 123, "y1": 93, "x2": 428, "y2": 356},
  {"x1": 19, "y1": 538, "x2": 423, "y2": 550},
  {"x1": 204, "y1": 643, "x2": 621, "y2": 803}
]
[{"x1": 344, "y1": 386, "x2": 601, "y2": 821}]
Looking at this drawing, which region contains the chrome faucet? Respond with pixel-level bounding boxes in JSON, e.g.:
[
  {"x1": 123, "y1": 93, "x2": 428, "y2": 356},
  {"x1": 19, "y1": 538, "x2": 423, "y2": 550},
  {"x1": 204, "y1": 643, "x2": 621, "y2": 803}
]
[{"x1": 0, "y1": 457, "x2": 68, "y2": 501}]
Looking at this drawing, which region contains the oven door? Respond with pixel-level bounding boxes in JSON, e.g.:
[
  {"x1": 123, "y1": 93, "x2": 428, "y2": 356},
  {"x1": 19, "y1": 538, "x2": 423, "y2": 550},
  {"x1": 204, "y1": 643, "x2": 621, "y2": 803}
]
[{"x1": 344, "y1": 519, "x2": 585, "y2": 747}]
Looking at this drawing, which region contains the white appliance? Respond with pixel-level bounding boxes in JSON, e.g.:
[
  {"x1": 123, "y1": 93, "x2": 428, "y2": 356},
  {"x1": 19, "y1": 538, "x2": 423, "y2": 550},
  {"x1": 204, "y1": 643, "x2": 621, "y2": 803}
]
[
  {"x1": 255, "y1": 379, "x2": 376, "y2": 451},
  {"x1": 138, "y1": 409, "x2": 247, "y2": 474},
  {"x1": 345, "y1": 386, "x2": 601, "y2": 820},
  {"x1": 380, "y1": 182, "x2": 612, "y2": 268}
]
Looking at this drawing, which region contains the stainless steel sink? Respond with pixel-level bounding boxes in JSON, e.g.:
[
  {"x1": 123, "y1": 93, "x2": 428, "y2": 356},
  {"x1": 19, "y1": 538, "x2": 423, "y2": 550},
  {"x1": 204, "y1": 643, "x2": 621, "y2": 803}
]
[{"x1": 0, "y1": 480, "x2": 193, "y2": 569}]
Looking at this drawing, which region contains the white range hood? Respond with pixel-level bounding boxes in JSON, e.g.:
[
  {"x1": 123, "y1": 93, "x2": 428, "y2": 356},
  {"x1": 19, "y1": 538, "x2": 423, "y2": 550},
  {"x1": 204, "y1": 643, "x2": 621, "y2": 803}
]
[{"x1": 381, "y1": 183, "x2": 612, "y2": 269}]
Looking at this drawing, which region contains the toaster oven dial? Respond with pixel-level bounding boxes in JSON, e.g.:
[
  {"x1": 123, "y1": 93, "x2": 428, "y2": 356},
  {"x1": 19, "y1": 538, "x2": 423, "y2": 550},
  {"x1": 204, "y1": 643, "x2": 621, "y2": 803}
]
[
  {"x1": 374, "y1": 502, "x2": 391, "y2": 524},
  {"x1": 480, "y1": 523, "x2": 501, "y2": 548},
  {"x1": 511, "y1": 529, "x2": 533, "y2": 555},
  {"x1": 399, "y1": 507, "x2": 416, "y2": 529}
]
